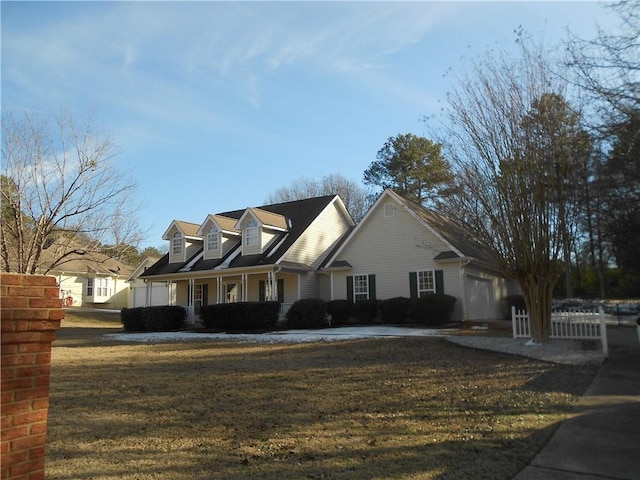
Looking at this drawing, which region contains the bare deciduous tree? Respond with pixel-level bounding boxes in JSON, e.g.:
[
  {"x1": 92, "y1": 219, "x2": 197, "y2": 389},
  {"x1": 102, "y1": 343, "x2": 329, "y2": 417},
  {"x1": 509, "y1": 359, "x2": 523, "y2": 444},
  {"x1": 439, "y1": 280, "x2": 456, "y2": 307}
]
[
  {"x1": 436, "y1": 39, "x2": 585, "y2": 343},
  {"x1": 266, "y1": 173, "x2": 372, "y2": 222},
  {"x1": 1, "y1": 110, "x2": 143, "y2": 274}
]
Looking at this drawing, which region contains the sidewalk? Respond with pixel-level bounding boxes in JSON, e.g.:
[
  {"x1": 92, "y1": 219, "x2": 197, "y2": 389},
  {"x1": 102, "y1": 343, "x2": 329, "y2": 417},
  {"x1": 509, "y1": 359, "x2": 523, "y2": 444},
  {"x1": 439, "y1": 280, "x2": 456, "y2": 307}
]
[{"x1": 513, "y1": 328, "x2": 640, "y2": 480}]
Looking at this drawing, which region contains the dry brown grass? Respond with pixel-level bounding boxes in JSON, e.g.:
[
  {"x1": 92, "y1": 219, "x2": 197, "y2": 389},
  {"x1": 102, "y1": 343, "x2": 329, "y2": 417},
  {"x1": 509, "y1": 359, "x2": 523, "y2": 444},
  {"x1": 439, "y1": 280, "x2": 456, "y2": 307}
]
[{"x1": 46, "y1": 313, "x2": 599, "y2": 480}]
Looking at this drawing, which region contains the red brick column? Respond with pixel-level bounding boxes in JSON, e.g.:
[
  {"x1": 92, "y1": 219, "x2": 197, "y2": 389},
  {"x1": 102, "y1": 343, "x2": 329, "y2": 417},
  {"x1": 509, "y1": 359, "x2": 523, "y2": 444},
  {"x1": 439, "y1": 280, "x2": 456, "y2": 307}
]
[{"x1": 1, "y1": 273, "x2": 63, "y2": 480}]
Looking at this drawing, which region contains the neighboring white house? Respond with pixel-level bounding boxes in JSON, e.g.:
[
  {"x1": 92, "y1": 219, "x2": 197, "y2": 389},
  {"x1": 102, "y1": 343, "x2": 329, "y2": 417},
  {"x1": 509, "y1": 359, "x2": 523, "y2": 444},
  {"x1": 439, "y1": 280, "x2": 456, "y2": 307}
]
[
  {"x1": 320, "y1": 189, "x2": 520, "y2": 321},
  {"x1": 139, "y1": 195, "x2": 355, "y2": 321},
  {"x1": 126, "y1": 256, "x2": 171, "y2": 308},
  {"x1": 140, "y1": 190, "x2": 519, "y2": 322},
  {"x1": 50, "y1": 251, "x2": 134, "y2": 310}
]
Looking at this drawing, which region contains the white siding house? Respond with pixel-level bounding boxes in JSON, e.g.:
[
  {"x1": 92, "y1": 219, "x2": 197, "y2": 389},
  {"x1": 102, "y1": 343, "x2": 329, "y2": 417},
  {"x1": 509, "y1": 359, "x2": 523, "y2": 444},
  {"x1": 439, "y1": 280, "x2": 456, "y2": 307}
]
[
  {"x1": 140, "y1": 195, "x2": 355, "y2": 322},
  {"x1": 321, "y1": 189, "x2": 520, "y2": 321}
]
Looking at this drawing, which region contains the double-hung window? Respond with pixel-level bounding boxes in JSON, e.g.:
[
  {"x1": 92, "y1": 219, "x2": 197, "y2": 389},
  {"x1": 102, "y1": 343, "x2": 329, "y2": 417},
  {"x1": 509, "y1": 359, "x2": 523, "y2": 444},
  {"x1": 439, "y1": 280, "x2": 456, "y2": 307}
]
[
  {"x1": 97, "y1": 277, "x2": 110, "y2": 297},
  {"x1": 418, "y1": 270, "x2": 436, "y2": 297},
  {"x1": 86, "y1": 278, "x2": 94, "y2": 296},
  {"x1": 410, "y1": 270, "x2": 443, "y2": 298},
  {"x1": 245, "y1": 220, "x2": 258, "y2": 247},
  {"x1": 207, "y1": 226, "x2": 219, "y2": 251},
  {"x1": 172, "y1": 231, "x2": 183, "y2": 255},
  {"x1": 354, "y1": 274, "x2": 370, "y2": 302}
]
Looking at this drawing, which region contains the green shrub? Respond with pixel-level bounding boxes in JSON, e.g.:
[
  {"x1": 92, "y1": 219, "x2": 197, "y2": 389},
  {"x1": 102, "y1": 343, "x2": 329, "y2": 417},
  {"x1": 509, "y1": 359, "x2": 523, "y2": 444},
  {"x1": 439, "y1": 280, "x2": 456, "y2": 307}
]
[
  {"x1": 143, "y1": 306, "x2": 186, "y2": 331},
  {"x1": 379, "y1": 297, "x2": 410, "y2": 324},
  {"x1": 350, "y1": 299, "x2": 380, "y2": 324},
  {"x1": 326, "y1": 299, "x2": 351, "y2": 326},
  {"x1": 121, "y1": 306, "x2": 186, "y2": 332},
  {"x1": 408, "y1": 294, "x2": 456, "y2": 326},
  {"x1": 121, "y1": 307, "x2": 145, "y2": 332},
  {"x1": 285, "y1": 298, "x2": 328, "y2": 329},
  {"x1": 200, "y1": 302, "x2": 280, "y2": 331},
  {"x1": 502, "y1": 295, "x2": 526, "y2": 319}
]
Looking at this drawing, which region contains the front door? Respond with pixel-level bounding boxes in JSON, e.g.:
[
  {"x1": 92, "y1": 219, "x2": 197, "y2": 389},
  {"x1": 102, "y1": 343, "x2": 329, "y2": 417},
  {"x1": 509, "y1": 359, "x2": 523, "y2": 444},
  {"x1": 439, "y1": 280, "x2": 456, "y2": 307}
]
[{"x1": 225, "y1": 283, "x2": 238, "y2": 303}]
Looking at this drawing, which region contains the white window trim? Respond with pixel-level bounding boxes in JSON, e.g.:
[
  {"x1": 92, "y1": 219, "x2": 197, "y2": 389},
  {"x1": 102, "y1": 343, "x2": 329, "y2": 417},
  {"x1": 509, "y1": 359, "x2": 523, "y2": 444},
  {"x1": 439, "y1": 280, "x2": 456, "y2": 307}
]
[
  {"x1": 245, "y1": 219, "x2": 259, "y2": 247},
  {"x1": 206, "y1": 226, "x2": 220, "y2": 252},
  {"x1": 353, "y1": 274, "x2": 369, "y2": 302},
  {"x1": 418, "y1": 270, "x2": 436, "y2": 297},
  {"x1": 172, "y1": 231, "x2": 183, "y2": 255}
]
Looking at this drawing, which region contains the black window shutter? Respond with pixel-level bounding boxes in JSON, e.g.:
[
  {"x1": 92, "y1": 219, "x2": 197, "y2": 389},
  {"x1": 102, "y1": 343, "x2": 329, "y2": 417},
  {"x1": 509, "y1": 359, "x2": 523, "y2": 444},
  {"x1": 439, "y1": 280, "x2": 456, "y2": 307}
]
[
  {"x1": 259, "y1": 280, "x2": 265, "y2": 302},
  {"x1": 409, "y1": 272, "x2": 418, "y2": 299},
  {"x1": 277, "y1": 279, "x2": 284, "y2": 303},
  {"x1": 347, "y1": 276, "x2": 354, "y2": 302},
  {"x1": 368, "y1": 274, "x2": 376, "y2": 300},
  {"x1": 435, "y1": 270, "x2": 444, "y2": 294}
]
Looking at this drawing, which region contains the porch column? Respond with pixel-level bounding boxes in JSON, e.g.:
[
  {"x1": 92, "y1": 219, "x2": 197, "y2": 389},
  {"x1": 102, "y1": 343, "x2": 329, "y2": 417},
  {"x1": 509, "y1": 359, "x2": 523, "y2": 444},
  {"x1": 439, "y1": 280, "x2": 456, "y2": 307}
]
[
  {"x1": 267, "y1": 271, "x2": 277, "y2": 301},
  {"x1": 145, "y1": 280, "x2": 151, "y2": 307},
  {"x1": 217, "y1": 276, "x2": 223, "y2": 304},
  {"x1": 168, "y1": 280, "x2": 173, "y2": 305},
  {"x1": 188, "y1": 278, "x2": 195, "y2": 323},
  {"x1": 241, "y1": 274, "x2": 248, "y2": 301},
  {"x1": 330, "y1": 271, "x2": 334, "y2": 301}
]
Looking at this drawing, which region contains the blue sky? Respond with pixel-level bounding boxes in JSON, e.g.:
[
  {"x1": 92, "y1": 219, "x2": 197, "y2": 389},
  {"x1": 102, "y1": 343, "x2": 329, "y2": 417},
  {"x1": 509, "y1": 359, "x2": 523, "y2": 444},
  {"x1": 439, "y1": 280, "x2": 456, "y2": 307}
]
[{"x1": 1, "y1": 1, "x2": 619, "y2": 248}]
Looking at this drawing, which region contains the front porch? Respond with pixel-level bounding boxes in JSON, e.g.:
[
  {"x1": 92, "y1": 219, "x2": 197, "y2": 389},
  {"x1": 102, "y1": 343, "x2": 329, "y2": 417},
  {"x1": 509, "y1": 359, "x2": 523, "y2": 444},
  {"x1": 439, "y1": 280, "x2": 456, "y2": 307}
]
[{"x1": 142, "y1": 268, "x2": 307, "y2": 323}]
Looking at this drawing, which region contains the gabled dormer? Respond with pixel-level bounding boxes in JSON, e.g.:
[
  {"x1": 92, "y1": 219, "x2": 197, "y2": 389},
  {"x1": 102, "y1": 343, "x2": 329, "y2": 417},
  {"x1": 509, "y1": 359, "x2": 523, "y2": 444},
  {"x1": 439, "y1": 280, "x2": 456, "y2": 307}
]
[
  {"x1": 235, "y1": 207, "x2": 288, "y2": 255},
  {"x1": 197, "y1": 214, "x2": 241, "y2": 260},
  {"x1": 162, "y1": 220, "x2": 202, "y2": 264}
]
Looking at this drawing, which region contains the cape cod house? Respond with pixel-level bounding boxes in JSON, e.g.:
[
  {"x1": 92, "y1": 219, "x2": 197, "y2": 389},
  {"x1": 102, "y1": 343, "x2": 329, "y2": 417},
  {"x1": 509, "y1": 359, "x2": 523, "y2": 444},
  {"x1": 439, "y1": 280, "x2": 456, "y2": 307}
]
[
  {"x1": 140, "y1": 190, "x2": 519, "y2": 323},
  {"x1": 139, "y1": 195, "x2": 355, "y2": 322}
]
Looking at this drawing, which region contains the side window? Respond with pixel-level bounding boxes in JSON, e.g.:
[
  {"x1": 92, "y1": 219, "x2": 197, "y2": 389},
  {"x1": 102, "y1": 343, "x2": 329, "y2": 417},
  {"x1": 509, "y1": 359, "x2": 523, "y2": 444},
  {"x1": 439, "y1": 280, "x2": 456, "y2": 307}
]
[
  {"x1": 245, "y1": 219, "x2": 258, "y2": 247},
  {"x1": 418, "y1": 270, "x2": 436, "y2": 296},
  {"x1": 354, "y1": 274, "x2": 369, "y2": 302},
  {"x1": 207, "y1": 226, "x2": 219, "y2": 251},
  {"x1": 347, "y1": 275, "x2": 376, "y2": 302},
  {"x1": 172, "y1": 231, "x2": 183, "y2": 255},
  {"x1": 86, "y1": 278, "x2": 94, "y2": 296},
  {"x1": 410, "y1": 270, "x2": 444, "y2": 298}
]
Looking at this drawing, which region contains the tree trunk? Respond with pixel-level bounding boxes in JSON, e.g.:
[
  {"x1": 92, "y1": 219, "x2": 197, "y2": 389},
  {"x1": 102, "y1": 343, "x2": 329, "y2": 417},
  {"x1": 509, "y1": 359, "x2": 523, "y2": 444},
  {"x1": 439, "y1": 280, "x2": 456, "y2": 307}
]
[{"x1": 520, "y1": 274, "x2": 555, "y2": 343}]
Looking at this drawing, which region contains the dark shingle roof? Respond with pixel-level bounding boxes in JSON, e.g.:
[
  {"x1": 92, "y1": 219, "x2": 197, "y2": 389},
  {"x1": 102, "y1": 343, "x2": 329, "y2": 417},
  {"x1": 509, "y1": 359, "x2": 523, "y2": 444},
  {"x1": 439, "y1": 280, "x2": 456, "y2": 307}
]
[
  {"x1": 141, "y1": 195, "x2": 338, "y2": 278},
  {"x1": 399, "y1": 196, "x2": 495, "y2": 263}
]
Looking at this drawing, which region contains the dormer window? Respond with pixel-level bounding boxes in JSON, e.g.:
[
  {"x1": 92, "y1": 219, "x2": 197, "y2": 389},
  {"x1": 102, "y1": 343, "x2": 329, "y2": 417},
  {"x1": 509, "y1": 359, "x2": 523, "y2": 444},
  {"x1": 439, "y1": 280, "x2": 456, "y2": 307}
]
[
  {"x1": 245, "y1": 220, "x2": 258, "y2": 247},
  {"x1": 207, "y1": 226, "x2": 220, "y2": 251},
  {"x1": 172, "y1": 231, "x2": 183, "y2": 255}
]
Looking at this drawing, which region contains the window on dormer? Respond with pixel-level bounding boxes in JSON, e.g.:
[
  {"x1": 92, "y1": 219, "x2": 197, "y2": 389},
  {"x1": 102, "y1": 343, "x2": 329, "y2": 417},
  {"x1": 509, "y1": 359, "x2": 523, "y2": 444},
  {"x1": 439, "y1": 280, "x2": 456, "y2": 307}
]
[
  {"x1": 207, "y1": 226, "x2": 220, "y2": 251},
  {"x1": 172, "y1": 231, "x2": 183, "y2": 255},
  {"x1": 245, "y1": 219, "x2": 258, "y2": 247}
]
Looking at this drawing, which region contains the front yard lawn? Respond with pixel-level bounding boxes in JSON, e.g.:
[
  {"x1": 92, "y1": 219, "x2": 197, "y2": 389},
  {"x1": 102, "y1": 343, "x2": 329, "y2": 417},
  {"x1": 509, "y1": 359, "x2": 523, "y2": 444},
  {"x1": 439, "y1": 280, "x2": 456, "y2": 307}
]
[{"x1": 46, "y1": 331, "x2": 598, "y2": 479}]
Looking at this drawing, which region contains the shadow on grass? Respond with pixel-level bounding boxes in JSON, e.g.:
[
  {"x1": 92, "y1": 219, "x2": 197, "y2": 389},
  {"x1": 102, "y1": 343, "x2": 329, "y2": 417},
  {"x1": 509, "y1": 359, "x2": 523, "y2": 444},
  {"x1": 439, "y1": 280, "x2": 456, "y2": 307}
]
[{"x1": 47, "y1": 338, "x2": 599, "y2": 480}]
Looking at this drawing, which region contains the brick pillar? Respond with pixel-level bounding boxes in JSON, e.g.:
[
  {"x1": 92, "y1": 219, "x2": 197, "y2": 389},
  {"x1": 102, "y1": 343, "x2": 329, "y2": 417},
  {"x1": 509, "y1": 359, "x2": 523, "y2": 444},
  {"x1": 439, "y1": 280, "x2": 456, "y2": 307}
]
[{"x1": 1, "y1": 273, "x2": 63, "y2": 480}]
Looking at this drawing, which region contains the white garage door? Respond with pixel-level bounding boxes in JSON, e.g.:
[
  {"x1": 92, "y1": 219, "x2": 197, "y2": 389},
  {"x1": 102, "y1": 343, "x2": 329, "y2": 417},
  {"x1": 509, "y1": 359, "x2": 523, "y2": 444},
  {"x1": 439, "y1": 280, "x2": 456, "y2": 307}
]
[
  {"x1": 466, "y1": 276, "x2": 492, "y2": 321},
  {"x1": 132, "y1": 285, "x2": 169, "y2": 307}
]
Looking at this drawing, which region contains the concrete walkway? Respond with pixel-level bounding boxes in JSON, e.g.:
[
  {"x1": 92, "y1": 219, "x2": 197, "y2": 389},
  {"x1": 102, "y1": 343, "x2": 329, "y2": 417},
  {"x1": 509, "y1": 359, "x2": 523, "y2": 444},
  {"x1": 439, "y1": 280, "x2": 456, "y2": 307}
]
[{"x1": 513, "y1": 327, "x2": 640, "y2": 480}]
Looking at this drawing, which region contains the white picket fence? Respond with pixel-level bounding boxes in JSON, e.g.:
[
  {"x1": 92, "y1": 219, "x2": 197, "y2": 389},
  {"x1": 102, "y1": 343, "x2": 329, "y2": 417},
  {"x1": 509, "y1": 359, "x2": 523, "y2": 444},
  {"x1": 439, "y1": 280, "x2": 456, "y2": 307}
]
[{"x1": 512, "y1": 306, "x2": 608, "y2": 354}]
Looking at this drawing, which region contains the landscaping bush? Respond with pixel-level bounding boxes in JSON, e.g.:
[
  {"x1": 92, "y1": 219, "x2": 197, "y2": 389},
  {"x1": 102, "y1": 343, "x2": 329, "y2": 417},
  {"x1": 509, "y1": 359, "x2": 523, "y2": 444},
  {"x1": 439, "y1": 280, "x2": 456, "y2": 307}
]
[
  {"x1": 284, "y1": 298, "x2": 328, "y2": 329},
  {"x1": 326, "y1": 299, "x2": 351, "y2": 326},
  {"x1": 408, "y1": 294, "x2": 456, "y2": 326},
  {"x1": 121, "y1": 306, "x2": 186, "y2": 332},
  {"x1": 143, "y1": 306, "x2": 186, "y2": 332},
  {"x1": 379, "y1": 297, "x2": 410, "y2": 324},
  {"x1": 200, "y1": 302, "x2": 280, "y2": 331},
  {"x1": 350, "y1": 299, "x2": 380, "y2": 324},
  {"x1": 502, "y1": 294, "x2": 526, "y2": 319},
  {"x1": 121, "y1": 307, "x2": 145, "y2": 332}
]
